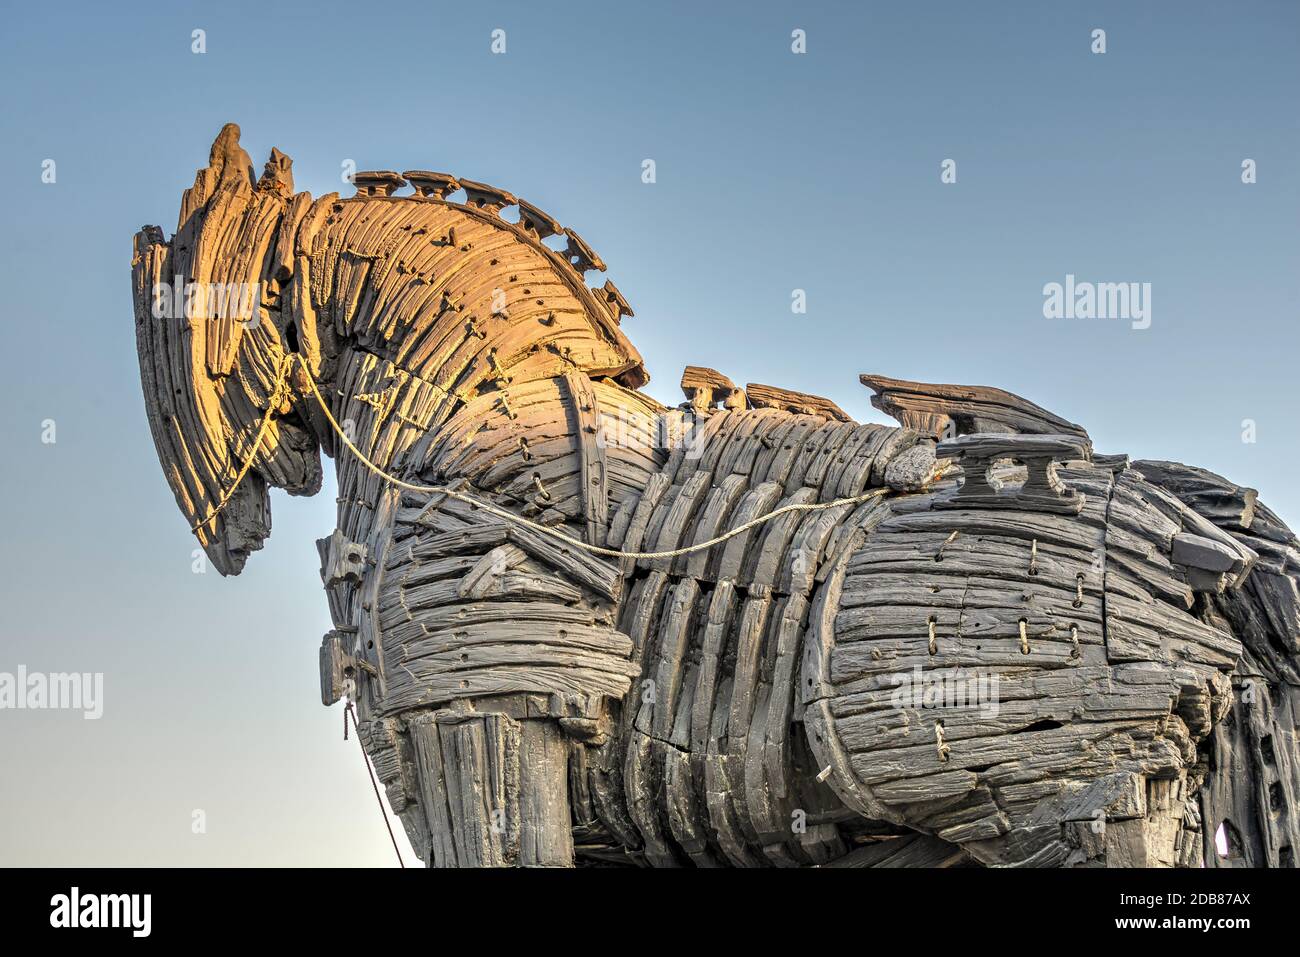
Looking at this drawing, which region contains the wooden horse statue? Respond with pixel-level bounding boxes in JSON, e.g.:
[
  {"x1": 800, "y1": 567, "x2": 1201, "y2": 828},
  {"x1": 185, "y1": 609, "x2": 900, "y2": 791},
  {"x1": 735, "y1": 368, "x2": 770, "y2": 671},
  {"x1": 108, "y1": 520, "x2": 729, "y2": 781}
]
[{"x1": 130, "y1": 125, "x2": 1300, "y2": 867}]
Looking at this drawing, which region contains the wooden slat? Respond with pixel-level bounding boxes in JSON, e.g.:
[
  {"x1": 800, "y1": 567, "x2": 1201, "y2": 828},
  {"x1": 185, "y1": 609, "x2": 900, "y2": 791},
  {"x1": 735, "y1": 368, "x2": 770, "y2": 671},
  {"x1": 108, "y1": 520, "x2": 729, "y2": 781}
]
[{"x1": 562, "y1": 371, "x2": 610, "y2": 546}]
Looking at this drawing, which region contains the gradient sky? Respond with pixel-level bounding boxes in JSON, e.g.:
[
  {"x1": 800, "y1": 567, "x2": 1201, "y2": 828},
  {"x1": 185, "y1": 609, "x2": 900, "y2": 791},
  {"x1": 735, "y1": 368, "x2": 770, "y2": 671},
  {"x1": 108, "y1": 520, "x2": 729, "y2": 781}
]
[{"x1": 1, "y1": 1, "x2": 1296, "y2": 866}]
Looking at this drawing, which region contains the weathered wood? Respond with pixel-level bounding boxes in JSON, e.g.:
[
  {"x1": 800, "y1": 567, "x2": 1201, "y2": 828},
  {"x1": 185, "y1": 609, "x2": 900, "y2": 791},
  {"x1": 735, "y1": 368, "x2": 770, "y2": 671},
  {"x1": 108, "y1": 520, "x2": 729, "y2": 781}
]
[
  {"x1": 562, "y1": 371, "x2": 610, "y2": 546},
  {"x1": 745, "y1": 382, "x2": 850, "y2": 421},
  {"x1": 457, "y1": 544, "x2": 528, "y2": 599},
  {"x1": 352, "y1": 170, "x2": 406, "y2": 198},
  {"x1": 319, "y1": 631, "x2": 354, "y2": 706},
  {"x1": 680, "y1": 365, "x2": 744, "y2": 413},
  {"x1": 1134, "y1": 460, "x2": 1259, "y2": 530},
  {"x1": 824, "y1": 833, "x2": 970, "y2": 868},
  {"x1": 936, "y1": 432, "x2": 1091, "y2": 514},
  {"x1": 408, "y1": 709, "x2": 571, "y2": 867},
  {"x1": 133, "y1": 124, "x2": 1300, "y2": 869},
  {"x1": 861, "y1": 373, "x2": 1089, "y2": 439},
  {"x1": 402, "y1": 170, "x2": 460, "y2": 200}
]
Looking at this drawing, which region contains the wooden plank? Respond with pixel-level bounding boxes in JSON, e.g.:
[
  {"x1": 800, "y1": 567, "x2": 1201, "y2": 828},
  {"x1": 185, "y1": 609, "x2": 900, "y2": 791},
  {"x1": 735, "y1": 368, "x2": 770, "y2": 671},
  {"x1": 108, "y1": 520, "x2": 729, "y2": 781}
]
[
  {"x1": 562, "y1": 371, "x2": 610, "y2": 546},
  {"x1": 860, "y1": 373, "x2": 1089, "y2": 439},
  {"x1": 746, "y1": 382, "x2": 850, "y2": 421}
]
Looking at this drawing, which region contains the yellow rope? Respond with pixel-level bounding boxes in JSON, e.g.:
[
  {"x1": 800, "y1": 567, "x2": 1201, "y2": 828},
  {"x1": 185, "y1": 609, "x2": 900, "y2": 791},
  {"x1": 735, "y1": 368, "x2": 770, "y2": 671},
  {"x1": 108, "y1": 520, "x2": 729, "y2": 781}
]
[
  {"x1": 935, "y1": 722, "x2": 951, "y2": 762},
  {"x1": 191, "y1": 353, "x2": 296, "y2": 533},
  {"x1": 197, "y1": 351, "x2": 951, "y2": 561}
]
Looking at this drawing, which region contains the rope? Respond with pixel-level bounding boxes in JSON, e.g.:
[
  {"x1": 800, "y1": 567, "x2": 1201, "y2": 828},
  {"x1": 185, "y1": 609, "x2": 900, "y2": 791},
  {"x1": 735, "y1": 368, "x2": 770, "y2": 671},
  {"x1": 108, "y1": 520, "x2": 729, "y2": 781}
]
[
  {"x1": 531, "y1": 473, "x2": 552, "y2": 502},
  {"x1": 346, "y1": 701, "x2": 405, "y2": 868},
  {"x1": 934, "y1": 722, "x2": 951, "y2": 762},
  {"x1": 289, "y1": 353, "x2": 951, "y2": 560},
  {"x1": 934, "y1": 529, "x2": 958, "y2": 561},
  {"x1": 190, "y1": 353, "x2": 296, "y2": 533},
  {"x1": 194, "y1": 351, "x2": 951, "y2": 562}
]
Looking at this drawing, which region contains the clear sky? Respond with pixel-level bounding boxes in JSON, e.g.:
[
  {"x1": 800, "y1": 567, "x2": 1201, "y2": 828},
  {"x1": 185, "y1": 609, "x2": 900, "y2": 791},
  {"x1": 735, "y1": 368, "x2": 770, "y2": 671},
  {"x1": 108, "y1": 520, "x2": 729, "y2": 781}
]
[{"x1": 1, "y1": 1, "x2": 1296, "y2": 865}]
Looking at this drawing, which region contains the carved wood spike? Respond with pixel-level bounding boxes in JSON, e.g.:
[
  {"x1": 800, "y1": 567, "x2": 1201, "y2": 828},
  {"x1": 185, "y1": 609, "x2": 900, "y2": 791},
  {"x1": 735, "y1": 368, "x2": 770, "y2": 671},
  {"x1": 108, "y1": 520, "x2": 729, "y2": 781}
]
[
  {"x1": 516, "y1": 199, "x2": 563, "y2": 239},
  {"x1": 403, "y1": 170, "x2": 461, "y2": 200},
  {"x1": 457, "y1": 178, "x2": 517, "y2": 213},
  {"x1": 597, "y1": 279, "x2": 634, "y2": 323},
  {"x1": 352, "y1": 170, "x2": 407, "y2": 198},
  {"x1": 562, "y1": 229, "x2": 605, "y2": 274},
  {"x1": 256, "y1": 147, "x2": 294, "y2": 195}
]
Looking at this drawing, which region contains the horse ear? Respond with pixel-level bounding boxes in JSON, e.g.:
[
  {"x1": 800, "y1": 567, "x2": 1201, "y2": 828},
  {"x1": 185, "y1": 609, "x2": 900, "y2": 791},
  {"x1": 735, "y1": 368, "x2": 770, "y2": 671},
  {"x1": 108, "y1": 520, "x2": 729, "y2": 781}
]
[{"x1": 132, "y1": 124, "x2": 322, "y2": 575}]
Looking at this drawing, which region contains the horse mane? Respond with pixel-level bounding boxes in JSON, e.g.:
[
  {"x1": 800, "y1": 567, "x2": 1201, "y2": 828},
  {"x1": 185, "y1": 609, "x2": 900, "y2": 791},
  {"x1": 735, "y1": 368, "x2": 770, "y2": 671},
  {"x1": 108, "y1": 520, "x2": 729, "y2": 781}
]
[{"x1": 297, "y1": 166, "x2": 649, "y2": 400}]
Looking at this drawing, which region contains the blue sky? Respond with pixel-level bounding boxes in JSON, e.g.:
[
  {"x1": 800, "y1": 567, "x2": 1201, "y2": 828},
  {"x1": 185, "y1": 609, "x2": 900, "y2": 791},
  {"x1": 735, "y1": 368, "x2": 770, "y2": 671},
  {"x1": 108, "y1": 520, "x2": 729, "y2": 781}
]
[{"x1": 1, "y1": 1, "x2": 1296, "y2": 864}]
